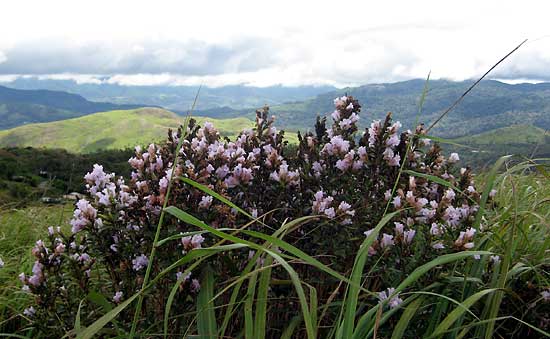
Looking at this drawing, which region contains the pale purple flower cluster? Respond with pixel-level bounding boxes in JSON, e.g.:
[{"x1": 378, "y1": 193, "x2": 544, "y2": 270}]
[
  {"x1": 113, "y1": 291, "x2": 124, "y2": 303},
  {"x1": 270, "y1": 161, "x2": 300, "y2": 187},
  {"x1": 198, "y1": 196, "x2": 213, "y2": 209},
  {"x1": 312, "y1": 191, "x2": 335, "y2": 218},
  {"x1": 454, "y1": 227, "x2": 476, "y2": 249},
  {"x1": 311, "y1": 191, "x2": 355, "y2": 224},
  {"x1": 132, "y1": 254, "x2": 149, "y2": 271},
  {"x1": 181, "y1": 234, "x2": 205, "y2": 253},
  {"x1": 23, "y1": 306, "x2": 36, "y2": 317},
  {"x1": 70, "y1": 199, "x2": 97, "y2": 234},
  {"x1": 85, "y1": 164, "x2": 138, "y2": 210},
  {"x1": 378, "y1": 287, "x2": 403, "y2": 308}
]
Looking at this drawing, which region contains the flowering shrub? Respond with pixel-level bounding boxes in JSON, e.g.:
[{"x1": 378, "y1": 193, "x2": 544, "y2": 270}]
[{"x1": 20, "y1": 96, "x2": 492, "y2": 336}]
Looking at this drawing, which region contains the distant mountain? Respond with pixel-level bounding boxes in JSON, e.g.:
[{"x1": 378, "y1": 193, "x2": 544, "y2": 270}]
[
  {"x1": 0, "y1": 78, "x2": 337, "y2": 111},
  {"x1": 0, "y1": 108, "x2": 253, "y2": 153},
  {"x1": 193, "y1": 80, "x2": 550, "y2": 138},
  {"x1": 0, "y1": 85, "x2": 147, "y2": 129}
]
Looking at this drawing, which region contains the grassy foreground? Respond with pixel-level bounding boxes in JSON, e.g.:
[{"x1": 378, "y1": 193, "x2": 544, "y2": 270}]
[{"x1": 0, "y1": 204, "x2": 73, "y2": 331}]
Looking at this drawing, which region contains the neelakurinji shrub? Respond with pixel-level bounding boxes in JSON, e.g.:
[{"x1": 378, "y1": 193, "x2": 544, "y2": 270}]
[{"x1": 19, "y1": 95, "x2": 519, "y2": 336}]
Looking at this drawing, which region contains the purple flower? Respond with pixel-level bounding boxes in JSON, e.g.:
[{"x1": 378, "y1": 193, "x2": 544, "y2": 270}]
[
  {"x1": 70, "y1": 199, "x2": 97, "y2": 234},
  {"x1": 432, "y1": 242, "x2": 445, "y2": 250},
  {"x1": 392, "y1": 196, "x2": 402, "y2": 208},
  {"x1": 190, "y1": 279, "x2": 201, "y2": 293},
  {"x1": 394, "y1": 222, "x2": 404, "y2": 235},
  {"x1": 23, "y1": 306, "x2": 36, "y2": 317},
  {"x1": 380, "y1": 233, "x2": 395, "y2": 249},
  {"x1": 378, "y1": 287, "x2": 403, "y2": 308},
  {"x1": 403, "y1": 230, "x2": 416, "y2": 244},
  {"x1": 181, "y1": 234, "x2": 205, "y2": 252},
  {"x1": 113, "y1": 291, "x2": 124, "y2": 303},
  {"x1": 132, "y1": 254, "x2": 149, "y2": 271},
  {"x1": 199, "y1": 196, "x2": 213, "y2": 209},
  {"x1": 324, "y1": 207, "x2": 336, "y2": 219},
  {"x1": 444, "y1": 189, "x2": 456, "y2": 201},
  {"x1": 448, "y1": 153, "x2": 460, "y2": 163}
]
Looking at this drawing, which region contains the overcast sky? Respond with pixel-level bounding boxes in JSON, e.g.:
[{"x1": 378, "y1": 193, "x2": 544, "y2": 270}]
[{"x1": 0, "y1": 0, "x2": 549, "y2": 87}]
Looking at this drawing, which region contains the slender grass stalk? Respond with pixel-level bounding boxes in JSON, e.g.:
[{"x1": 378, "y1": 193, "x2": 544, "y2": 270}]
[
  {"x1": 426, "y1": 39, "x2": 527, "y2": 132},
  {"x1": 128, "y1": 86, "x2": 201, "y2": 338}
]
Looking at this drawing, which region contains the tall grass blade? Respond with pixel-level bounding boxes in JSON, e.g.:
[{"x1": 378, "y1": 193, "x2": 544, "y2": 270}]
[
  {"x1": 254, "y1": 256, "x2": 273, "y2": 339},
  {"x1": 197, "y1": 266, "x2": 217, "y2": 338},
  {"x1": 391, "y1": 297, "x2": 423, "y2": 339},
  {"x1": 164, "y1": 206, "x2": 317, "y2": 338},
  {"x1": 340, "y1": 211, "x2": 399, "y2": 338},
  {"x1": 129, "y1": 85, "x2": 202, "y2": 338},
  {"x1": 178, "y1": 177, "x2": 252, "y2": 218},
  {"x1": 429, "y1": 288, "x2": 497, "y2": 338}
]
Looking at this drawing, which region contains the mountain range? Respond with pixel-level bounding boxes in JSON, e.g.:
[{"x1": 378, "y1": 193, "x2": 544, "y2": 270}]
[
  {"x1": 4, "y1": 78, "x2": 550, "y2": 140},
  {"x1": 0, "y1": 85, "x2": 146, "y2": 129},
  {"x1": 0, "y1": 78, "x2": 336, "y2": 111},
  {"x1": 192, "y1": 79, "x2": 550, "y2": 138}
]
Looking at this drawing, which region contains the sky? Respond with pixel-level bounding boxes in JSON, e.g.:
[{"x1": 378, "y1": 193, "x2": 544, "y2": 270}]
[{"x1": 0, "y1": 0, "x2": 549, "y2": 87}]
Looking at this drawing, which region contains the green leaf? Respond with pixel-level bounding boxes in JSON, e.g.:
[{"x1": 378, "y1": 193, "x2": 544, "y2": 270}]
[
  {"x1": 473, "y1": 155, "x2": 512, "y2": 229},
  {"x1": 340, "y1": 211, "x2": 399, "y2": 338},
  {"x1": 197, "y1": 266, "x2": 218, "y2": 338},
  {"x1": 430, "y1": 288, "x2": 497, "y2": 338},
  {"x1": 280, "y1": 316, "x2": 303, "y2": 339},
  {"x1": 165, "y1": 206, "x2": 317, "y2": 339},
  {"x1": 87, "y1": 291, "x2": 113, "y2": 313},
  {"x1": 157, "y1": 228, "x2": 235, "y2": 247},
  {"x1": 391, "y1": 297, "x2": 423, "y2": 339},
  {"x1": 353, "y1": 251, "x2": 491, "y2": 338},
  {"x1": 254, "y1": 256, "x2": 273, "y2": 339},
  {"x1": 77, "y1": 293, "x2": 141, "y2": 339},
  {"x1": 245, "y1": 268, "x2": 258, "y2": 339},
  {"x1": 75, "y1": 300, "x2": 84, "y2": 335},
  {"x1": 177, "y1": 177, "x2": 252, "y2": 218}
]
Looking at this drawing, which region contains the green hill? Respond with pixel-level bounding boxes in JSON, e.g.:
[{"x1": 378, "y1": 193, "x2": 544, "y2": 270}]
[
  {"x1": 0, "y1": 108, "x2": 253, "y2": 153},
  {"x1": 0, "y1": 85, "x2": 147, "y2": 129},
  {"x1": 455, "y1": 125, "x2": 546, "y2": 145},
  {"x1": 447, "y1": 125, "x2": 550, "y2": 167}
]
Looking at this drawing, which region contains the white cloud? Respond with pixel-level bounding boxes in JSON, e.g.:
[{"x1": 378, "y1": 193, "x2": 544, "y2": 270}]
[{"x1": 0, "y1": 0, "x2": 549, "y2": 86}]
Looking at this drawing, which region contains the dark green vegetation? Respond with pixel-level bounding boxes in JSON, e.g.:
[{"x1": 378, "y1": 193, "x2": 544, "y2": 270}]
[
  {"x1": 0, "y1": 85, "x2": 147, "y2": 129},
  {"x1": 0, "y1": 147, "x2": 133, "y2": 205},
  {"x1": 1, "y1": 78, "x2": 336, "y2": 111}
]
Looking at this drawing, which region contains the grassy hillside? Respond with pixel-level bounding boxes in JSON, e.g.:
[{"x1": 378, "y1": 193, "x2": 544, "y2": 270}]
[
  {"x1": 0, "y1": 85, "x2": 146, "y2": 129},
  {"x1": 0, "y1": 108, "x2": 254, "y2": 153},
  {"x1": 447, "y1": 125, "x2": 550, "y2": 168},
  {"x1": 455, "y1": 124, "x2": 546, "y2": 144}
]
